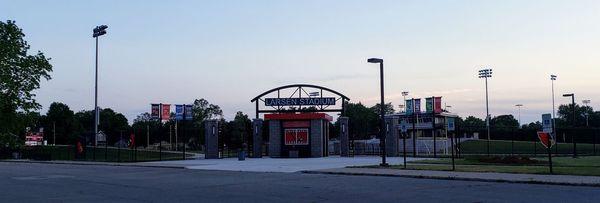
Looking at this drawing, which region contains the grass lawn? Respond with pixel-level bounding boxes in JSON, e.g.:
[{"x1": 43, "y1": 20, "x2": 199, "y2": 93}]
[
  {"x1": 379, "y1": 156, "x2": 600, "y2": 176},
  {"x1": 460, "y1": 139, "x2": 599, "y2": 155},
  {"x1": 20, "y1": 146, "x2": 191, "y2": 162}
]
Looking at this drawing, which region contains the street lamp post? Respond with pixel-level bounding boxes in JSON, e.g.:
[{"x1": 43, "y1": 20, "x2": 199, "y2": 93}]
[
  {"x1": 368, "y1": 58, "x2": 388, "y2": 167},
  {"x1": 515, "y1": 104, "x2": 523, "y2": 128},
  {"x1": 92, "y1": 25, "x2": 108, "y2": 146},
  {"x1": 478, "y1": 68, "x2": 492, "y2": 156},
  {"x1": 563, "y1": 93, "x2": 577, "y2": 158}
]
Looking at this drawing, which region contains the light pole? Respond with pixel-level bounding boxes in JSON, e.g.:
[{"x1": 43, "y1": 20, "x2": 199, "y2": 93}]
[
  {"x1": 563, "y1": 93, "x2": 576, "y2": 158},
  {"x1": 368, "y1": 58, "x2": 388, "y2": 167},
  {"x1": 551, "y1": 75, "x2": 557, "y2": 141},
  {"x1": 93, "y1": 25, "x2": 108, "y2": 146},
  {"x1": 401, "y1": 91, "x2": 409, "y2": 112},
  {"x1": 583, "y1": 99, "x2": 590, "y2": 127},
  {"x1": 478, "y1": 68, "x2": 492, "y2": 156},
  {"x1": 515, "y1": 104, "x2": 523, "y2": 128}
]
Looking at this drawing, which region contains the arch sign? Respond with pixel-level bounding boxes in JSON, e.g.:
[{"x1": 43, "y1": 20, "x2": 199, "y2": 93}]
[{"x1": 251, "y1": 84, "x2": 350, "y2": 119}]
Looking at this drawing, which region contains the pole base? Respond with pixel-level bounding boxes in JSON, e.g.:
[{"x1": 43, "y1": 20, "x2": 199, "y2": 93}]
[{"x1": 379, "y1": 163, "x2": 390, "y2": 167}]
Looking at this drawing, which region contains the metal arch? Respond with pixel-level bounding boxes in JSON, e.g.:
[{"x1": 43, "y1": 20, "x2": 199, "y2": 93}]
[{"x1": 250, "y1": 84, "x2": 350, "y2": 102}]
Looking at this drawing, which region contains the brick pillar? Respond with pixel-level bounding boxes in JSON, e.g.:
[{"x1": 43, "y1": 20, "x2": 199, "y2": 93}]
[
  {"x1": 204, "y1": 120, "x2": 219, "y2": 159},
  {"x1": 268, "y1": 120, "x2": 281, "y2": 158},
  {"x1": 310, "y1": 119, "x2": 324, "y2": 157},
  {"x1": 338, "y1": 117, "x2": 350, "y2": 157},
  {"x1": 385, "y1": 117, "x2": 399, "y2": 157},
  {"x1": 252, "y1": 119, "x2": 263, "y2": 158}
]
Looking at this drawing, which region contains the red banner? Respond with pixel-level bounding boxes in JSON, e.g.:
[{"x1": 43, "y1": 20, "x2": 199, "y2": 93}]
[
  {"x1": 434, "y1": 96, "x2": 442, "y2": 113},
  {"x1": 129, "y1": 133, "x2": 135, "y2": 149},
  {"x1": 161, "y1": 104, "x2": 171, "y2": 120}
]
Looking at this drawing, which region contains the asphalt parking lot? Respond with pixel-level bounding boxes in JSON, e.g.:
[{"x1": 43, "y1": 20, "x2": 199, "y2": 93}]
[{"x1": 1, "y1": 162, "x2": 599, "y2": 203}]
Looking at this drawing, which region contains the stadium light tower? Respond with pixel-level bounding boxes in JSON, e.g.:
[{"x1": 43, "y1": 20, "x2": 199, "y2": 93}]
[
  {"x1": 583, "y1": 99, "x2": 591, "y2": 127},
  {"x1": 93, "y1": 25, "x2": 108, "y2": 146},
  {"x1": 550, "y1": 75, "x2": 557, "y2": 139},
  {"x1": 515, "y1": 104, "x2": 523, "y2": 128},
  {"x1": 402, "y1": 91, "x2": 409, "y2": 112},
  {"x1": 478, "y1": 68, "x2": 492, "y2": 156},
  {"x1": 367, "y1": 57, "x2": 388, "y2": 167},
  {"x1": 563, "y1": 93, "x2": 576, "y2": 158}
]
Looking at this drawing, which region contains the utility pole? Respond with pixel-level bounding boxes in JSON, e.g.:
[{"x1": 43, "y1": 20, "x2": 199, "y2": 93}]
[{"x1": 53, "y1": 121, "x2": 56, "y2": 146}]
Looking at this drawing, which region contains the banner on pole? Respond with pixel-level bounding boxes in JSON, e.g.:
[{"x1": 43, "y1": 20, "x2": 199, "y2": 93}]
[
  {"x1": 151, "y1": 104, "x2": 160, "y2": 119},
  {"x1": 434, "y1": 96, "x2": 443, "y2": 113},
  {"x1": 425, "y1": 97, "x2": 433, "y2": 113},
  {"x1": 175, "y1": 105, "x2": 184, "y2": 120},
  {"x1": 184, "y1": 105, "x2": 193, "y2": 120},
  {"x1": 161, "y1": 104, "x2": 171, "y2": 121},
  {"x1": 405, "y1": 99, "x2": 413, "y2": 115},
  {"x1": 414, "y1": 98, "x2": 421, "y2": 114}
]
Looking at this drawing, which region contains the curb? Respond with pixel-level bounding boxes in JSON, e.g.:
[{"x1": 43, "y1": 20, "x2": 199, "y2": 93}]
[
  {"x1": 301, "y1": 170, "x2": 600, "y2": 188},
  {"x1": 0, "y1": 160, "x2": 186, "y2": 169}
]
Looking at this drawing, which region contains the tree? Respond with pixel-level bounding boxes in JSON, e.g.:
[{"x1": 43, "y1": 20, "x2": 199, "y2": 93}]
[
  {"x1": 557, "y1": 103, "x2": 594, "y2": 127},
  {"x1": 191, "y1": 98, "x2": 223, "y2": 127},
  {"x1": 72, "y1": 108, "x2": 129, "y2": 144},
  {"x1": 491, "y1": 115, "x2": 519, "y2": 129},
  {"x1": 463, "y1": 116, "x2": 485, "y2": 127},
  {"x1": 344, "y1": 102, "x2": 378, "y2": 139},
  {"x1": 0, "y1": 20, "x2": 53, "y2": 134},
  {"x1": 223, "y1": 111, "x2": 252, "y2": 149},
  {"x1": 369, "y1": 102, "x2": 395, "y2": 115},
  {"x1": 41, "y1": 102, "x2": 76, "y2": 144}
]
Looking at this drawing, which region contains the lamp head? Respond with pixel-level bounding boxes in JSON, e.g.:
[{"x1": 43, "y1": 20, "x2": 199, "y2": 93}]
[{"x1": 367, "y1": 58, "x2": 383, "y2": 63}]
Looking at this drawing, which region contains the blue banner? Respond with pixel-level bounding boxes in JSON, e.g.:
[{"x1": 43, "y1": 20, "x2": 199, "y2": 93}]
[
  {"x1": 185, "y1": 105, "x2": 193, "y2": 120},
  {"x1": 175, "y1": 105, "x2": 184, "y2": 120}
]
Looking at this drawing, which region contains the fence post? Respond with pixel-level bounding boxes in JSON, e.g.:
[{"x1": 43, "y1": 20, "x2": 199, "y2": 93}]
[
  {"x1": 511, "y1": 128, "x2": 514, "y2": 156},
  {"x1": 594, "y1": 129, "x2": 597, "y2": 156}
]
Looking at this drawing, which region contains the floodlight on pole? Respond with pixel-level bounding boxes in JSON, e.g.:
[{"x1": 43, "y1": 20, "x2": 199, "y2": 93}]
[
  {"x1": 367, "y1": 57, "x2": 388, "y2": 167},
  {"x1": 515, "y1": 104, "x2": 523, "y2": 128},
  {"x1": 478, "y1": 68, "x2": 492, "y2": 156},
  {"x1": 92, "y1": 24, "x2": 108, "y2": 146},
  {"x1": 583, "y1": 99, "x2": 591, "y2": 127},
  {"x1": 550, "y1": 74, "x2": 557, "y2": 141},
  {"x1": 402, "y1": 91, "x2": 409, "y2": 112}
]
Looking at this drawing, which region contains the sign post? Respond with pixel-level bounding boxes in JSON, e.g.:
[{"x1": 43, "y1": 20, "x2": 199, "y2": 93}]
[
  {"x1": 400, "y1": 120, "x2": 408, "y2": 169},
  {"x1": 447, "y1": 117, "x2": 456, "y2": 171},
  {"x1": 538, "y1": 131, "x2": 554, "y2": 174}
]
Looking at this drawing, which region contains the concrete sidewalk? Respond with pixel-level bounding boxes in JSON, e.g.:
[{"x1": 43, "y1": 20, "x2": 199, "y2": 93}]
[{"x1": 303, "y1": 167, "x2": 600, "y2": 187}]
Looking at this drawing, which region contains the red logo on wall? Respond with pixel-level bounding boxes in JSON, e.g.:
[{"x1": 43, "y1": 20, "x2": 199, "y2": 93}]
[{"x1": 285, "y1": 128, "x2": 309, "y2": 145}]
